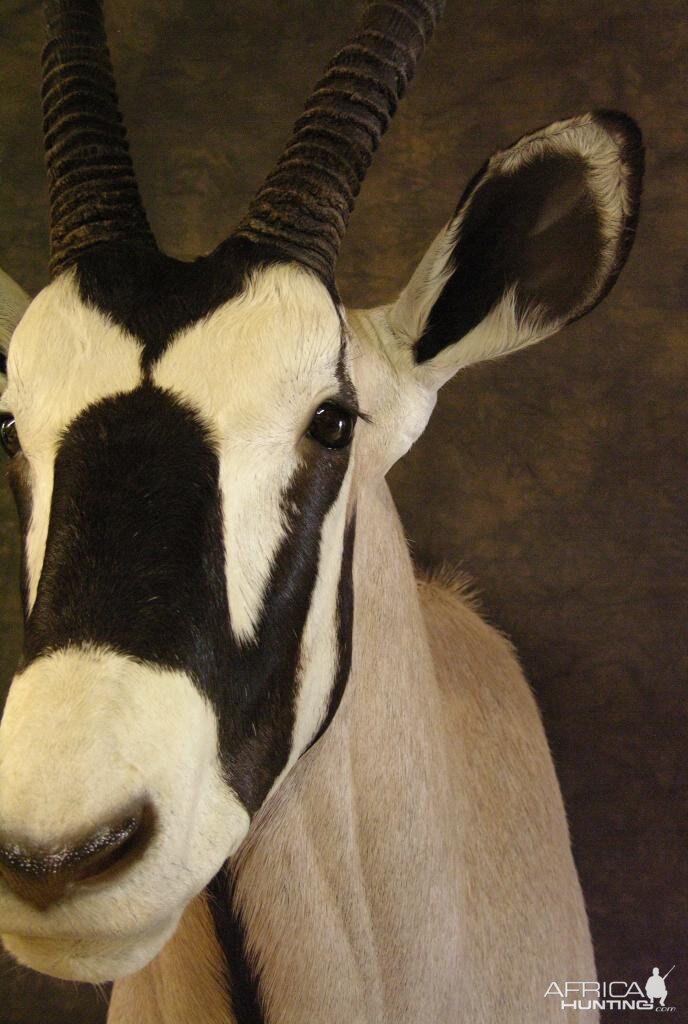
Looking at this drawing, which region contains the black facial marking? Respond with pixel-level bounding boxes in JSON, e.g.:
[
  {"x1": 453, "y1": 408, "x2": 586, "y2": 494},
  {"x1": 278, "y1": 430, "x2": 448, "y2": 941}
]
[
  {"x1": 76, "y1": 237, "x2": 340, "y2": 370},
  {"x1": 416, "y1": 112, "x2": 643, "y2": 365},
  {"x1": 19, "y1": 369, "x2": 353, "y2": 811},
  {"x1": 76, "y1": 239, "x2": 261, "y2": 370},
  {"x1": 23, "y1": 385, "x2": 227, "y2": 672},
  {"x1": 206, "y1": 866, "x2": 265, "y2": 1024}
]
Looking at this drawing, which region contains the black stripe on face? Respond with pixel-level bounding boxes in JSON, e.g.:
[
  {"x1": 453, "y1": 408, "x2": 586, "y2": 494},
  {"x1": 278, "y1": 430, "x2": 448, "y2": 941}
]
[
  {"x1": 21, "y1": 380, "x2": 353, "y2": 814},
  {"x1": 76, "y1": 243, "x2": 252, "y2": 370},
  {"x1": 217, "y1": 435, "x2": 352, "y2": 812}
]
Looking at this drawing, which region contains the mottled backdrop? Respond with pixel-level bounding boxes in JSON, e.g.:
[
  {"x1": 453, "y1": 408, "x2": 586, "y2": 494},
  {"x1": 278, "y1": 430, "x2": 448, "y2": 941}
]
[{"x1": 0, "y1": 1, "x2": 686, "y2": 1021}]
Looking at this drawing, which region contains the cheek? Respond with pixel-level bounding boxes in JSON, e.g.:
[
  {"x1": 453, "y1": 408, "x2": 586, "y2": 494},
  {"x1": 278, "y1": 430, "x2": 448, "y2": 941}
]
[
  {"x1": 213, "y1": 461, "x2": 355, "y2": 811},
  {"x1": 219, "y1": 447, "x2": 299, "y2": 645},
  {"x1": 274, "y1": 483, "x2": 356, "y2": 792},
  {"x1": 289, "y1": 491, "x2": 349, "y2": 758},
  {"x1": 10, "y1": 454, "x2": 55, "y2": 617}
]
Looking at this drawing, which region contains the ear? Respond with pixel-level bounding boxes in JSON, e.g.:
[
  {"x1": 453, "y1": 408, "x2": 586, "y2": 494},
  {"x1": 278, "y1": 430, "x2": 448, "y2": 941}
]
[
  {"x1": 387, "y1": 111, "x2": 643, "y2": 387},
  {"x1": 0, "y1": 267, "x2": 30, "y2": 385}
]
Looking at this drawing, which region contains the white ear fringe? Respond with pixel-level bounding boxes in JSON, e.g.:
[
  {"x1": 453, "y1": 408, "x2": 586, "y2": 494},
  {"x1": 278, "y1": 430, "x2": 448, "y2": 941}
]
[
  {"x1": 491, "y1": 113, "x2": 634, "y2": 299},
  {"x1": 383, "y1": 112, "x2": 637, "y2": 390},
  {"x1": 416, "y1": 287, "x2": 553, "y2": 390},
  {"x1": 387, "y1": 220, "x2": 458, "y2": 348}
]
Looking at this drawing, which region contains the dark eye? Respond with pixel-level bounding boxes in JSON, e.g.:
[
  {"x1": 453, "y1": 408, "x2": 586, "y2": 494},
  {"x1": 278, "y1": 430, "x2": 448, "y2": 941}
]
[
  {"x1": 0, "y1": 414, "x2": 20, "y2": 458},
  {"x1": 308, "y1": 402, "x2": 355, "y2": 450}
]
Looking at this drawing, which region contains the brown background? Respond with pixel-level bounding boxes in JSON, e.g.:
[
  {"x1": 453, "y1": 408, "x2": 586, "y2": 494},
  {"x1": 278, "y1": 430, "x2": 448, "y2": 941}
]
[{"x1": 0, "y1": 1, "x2": 686, "y2": 1021}]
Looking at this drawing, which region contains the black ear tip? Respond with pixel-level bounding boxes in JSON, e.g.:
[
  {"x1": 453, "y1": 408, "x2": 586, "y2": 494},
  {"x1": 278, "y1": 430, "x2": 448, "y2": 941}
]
[
  {"x1": 593, "y1": 108, "x2": 642, "y2": 140},
  {"x1": 592, "y1": 109, "x2": 645, "y2": 176}
]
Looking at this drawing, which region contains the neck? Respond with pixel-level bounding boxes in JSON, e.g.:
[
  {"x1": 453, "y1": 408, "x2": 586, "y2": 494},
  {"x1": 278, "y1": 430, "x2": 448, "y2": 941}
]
[
  {"x1": 109, "y1": 479, "x2": 459, "y2": 1023},
  {"x1": 224, "y1": 479, "x2": 459, "y2": 1021}
]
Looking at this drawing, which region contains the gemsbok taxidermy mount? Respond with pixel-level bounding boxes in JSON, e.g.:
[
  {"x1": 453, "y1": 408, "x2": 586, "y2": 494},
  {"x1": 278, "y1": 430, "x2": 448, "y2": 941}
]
[{"x1": 0, "y1": 0, "x2": 642, "y2": 1021}]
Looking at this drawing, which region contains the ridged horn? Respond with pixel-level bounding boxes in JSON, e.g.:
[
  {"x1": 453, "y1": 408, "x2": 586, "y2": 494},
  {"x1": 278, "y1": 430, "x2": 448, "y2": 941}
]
[
  {"x1": 232, "y1": 0, "x2": 446, "y2": 280},
  {"x1": 42, "y1": 0, "x2": 156, "y2": 277}
]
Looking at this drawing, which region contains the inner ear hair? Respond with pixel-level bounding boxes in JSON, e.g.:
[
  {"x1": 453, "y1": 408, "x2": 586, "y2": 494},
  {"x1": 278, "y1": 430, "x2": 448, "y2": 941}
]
[{"x1": 413, "y1": 110, "x2": 643, "y2": 365}]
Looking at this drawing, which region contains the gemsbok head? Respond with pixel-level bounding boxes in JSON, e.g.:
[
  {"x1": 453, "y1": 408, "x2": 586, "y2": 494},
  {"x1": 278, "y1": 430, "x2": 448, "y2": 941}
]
[{"x1": 0, "y1": 0, "x2": 641, "y2": 986}]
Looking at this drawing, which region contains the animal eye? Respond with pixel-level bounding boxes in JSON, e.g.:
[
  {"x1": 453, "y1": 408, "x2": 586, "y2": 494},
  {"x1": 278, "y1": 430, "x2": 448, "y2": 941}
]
[
  {"x1": 0, "y1": 414, "x2": 20, "y2": 458},
  {"x1": 308, "y1": 402, "x2": 355, "y2": 450}
]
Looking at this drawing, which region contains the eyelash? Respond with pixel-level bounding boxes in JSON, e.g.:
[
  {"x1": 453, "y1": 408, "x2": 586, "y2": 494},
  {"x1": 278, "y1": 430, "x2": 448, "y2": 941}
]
[{"x1": 338, "y1": 401, "x2": 372, "y2": 425}]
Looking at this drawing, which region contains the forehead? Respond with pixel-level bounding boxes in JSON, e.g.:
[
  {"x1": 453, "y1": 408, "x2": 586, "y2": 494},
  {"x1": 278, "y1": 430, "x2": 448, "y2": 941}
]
[
  {"x1": 4, "y1": 264, "x2": 344, "y2": 443},
  {"x1": 153, "y1": 264, "x2": 345, "y2": 437}
]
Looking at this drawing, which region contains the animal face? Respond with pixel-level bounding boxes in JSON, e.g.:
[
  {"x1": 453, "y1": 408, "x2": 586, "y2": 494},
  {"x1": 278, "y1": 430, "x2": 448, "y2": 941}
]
[
  {"x1": 0, "y1": 0, "x2": 642, "y2": 986},
  {"x1": 0, "y1": 261, "x2": 360, "y2": 979}
]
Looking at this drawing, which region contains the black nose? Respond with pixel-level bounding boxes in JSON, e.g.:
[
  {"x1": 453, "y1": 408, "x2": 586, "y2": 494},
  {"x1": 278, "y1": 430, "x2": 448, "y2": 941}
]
[{"x1": 0, "y1": 803, "x2": 152, "y2": 910}]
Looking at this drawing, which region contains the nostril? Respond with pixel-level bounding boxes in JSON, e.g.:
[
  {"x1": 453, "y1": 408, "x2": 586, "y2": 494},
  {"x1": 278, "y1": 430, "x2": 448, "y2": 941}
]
[{"x1": 0, "y1": 801, "x2": 154, "y2": 910}]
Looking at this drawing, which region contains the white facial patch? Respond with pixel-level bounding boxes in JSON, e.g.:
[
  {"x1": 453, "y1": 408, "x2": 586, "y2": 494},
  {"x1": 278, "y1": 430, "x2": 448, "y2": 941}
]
[
  {"x1": 0, "y1": 645, "x2": 249, "y2": 982},
  {"x1": 290, "y1": 483, "x2": 350, "y2": 754},
  {"x1": 153, "y1": 264, "x2": 345, "y2": 644},
  {"x1": 1, "y1": 272, "x2": 143, "y2": 609}
]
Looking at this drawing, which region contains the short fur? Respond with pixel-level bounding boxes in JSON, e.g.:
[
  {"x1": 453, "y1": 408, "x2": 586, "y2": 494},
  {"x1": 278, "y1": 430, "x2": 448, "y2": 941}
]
[{"x1": 107, "y1": 482, "x2": 597, "y2": 1022}]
